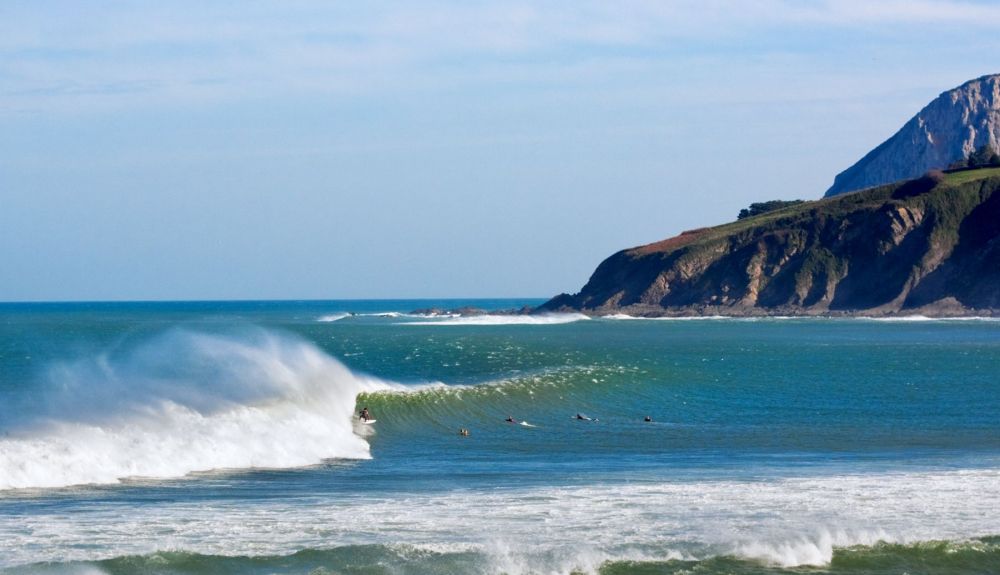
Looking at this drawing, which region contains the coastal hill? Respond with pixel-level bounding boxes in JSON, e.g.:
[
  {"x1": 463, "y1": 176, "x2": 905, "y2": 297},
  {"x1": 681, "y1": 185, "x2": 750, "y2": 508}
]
[
  {"x1": 825, "y1": 74, "x2": 1000, "y2": 197},
  {"x1": 540, "y1": 168, "x2": 1000, "y2": 317}
]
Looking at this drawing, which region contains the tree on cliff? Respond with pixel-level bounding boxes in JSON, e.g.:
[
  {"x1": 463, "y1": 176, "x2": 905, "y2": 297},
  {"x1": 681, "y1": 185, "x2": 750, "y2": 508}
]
[
  {"x1": 949, "y1": 144, "x2": 1000, "y2": 169},
  {"x1": 970, "y1": 144, "x2": 1000, "y2": 167},
  {"x1": 737, "y1": 200, "x2": 805, "y2": 220}
]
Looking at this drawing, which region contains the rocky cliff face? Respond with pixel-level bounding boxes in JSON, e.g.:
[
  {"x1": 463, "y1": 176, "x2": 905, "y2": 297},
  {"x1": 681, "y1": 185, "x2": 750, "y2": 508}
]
[
  {"x1": 542, "y1": 169, "x2": 1000, "y2": 316},
  {"x1": 825, "y1": 74, "x2": 1000, "y2": 197}
]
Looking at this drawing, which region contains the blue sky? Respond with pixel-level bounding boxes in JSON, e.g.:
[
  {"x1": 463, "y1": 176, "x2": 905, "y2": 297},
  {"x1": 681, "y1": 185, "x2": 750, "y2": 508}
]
[{"x1": 3, "y1": 0, "x2": 1000, "y2": 301}]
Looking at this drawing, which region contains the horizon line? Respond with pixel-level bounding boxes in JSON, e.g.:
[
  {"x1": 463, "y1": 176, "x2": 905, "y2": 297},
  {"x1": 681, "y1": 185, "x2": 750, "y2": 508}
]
[{"x1": 0, "y1": 296, "x2": 551, "y2": 306}]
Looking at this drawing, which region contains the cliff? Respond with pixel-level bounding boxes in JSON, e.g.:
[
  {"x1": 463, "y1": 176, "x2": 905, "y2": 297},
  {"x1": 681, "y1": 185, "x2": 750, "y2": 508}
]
[
  {"x1": 542, "y1": 168, "x2": 1000, "y2": 317},
  {"x1": 825, "y1": 74, "x2": 1000, "y2": 197}
]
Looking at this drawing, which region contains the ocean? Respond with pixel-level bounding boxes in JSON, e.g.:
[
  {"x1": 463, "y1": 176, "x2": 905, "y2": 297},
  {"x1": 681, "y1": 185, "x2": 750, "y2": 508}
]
[{"x1": 1, "y1": 299, "x2": 999, "y2": 574}]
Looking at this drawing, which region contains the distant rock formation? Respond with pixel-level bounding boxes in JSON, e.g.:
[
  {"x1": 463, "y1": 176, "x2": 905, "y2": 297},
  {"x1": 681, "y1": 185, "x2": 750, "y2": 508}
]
[
  {"x1": 541, "y1": 169, "x2": 1000, "y2": 317},
  {"x1": 825, "y1": 74, "x2": 1000, "y2": 197}
]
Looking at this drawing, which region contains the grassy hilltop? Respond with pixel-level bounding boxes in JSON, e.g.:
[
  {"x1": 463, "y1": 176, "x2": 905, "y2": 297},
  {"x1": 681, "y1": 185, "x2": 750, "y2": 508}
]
[{"x1": 543, "y1": 168, "x2": 1000, "y2": 316}]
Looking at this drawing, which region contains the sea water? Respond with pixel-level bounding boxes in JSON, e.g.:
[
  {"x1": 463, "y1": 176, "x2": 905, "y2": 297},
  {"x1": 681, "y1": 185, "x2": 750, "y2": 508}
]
[{"x1": 1, "y1": 300, "x2": 999, "y2": 574}]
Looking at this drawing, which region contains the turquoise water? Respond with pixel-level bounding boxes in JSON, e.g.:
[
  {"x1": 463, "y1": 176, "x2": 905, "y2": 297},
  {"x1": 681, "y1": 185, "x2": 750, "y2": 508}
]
[{"x1": 1, "y1": 300, "x2": 999, "y2": 574}]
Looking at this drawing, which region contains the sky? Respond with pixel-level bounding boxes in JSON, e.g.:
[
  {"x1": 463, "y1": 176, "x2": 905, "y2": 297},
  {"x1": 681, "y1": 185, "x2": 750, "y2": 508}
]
[{"x1": 3, "y1": 0, "x2": 1000, "y2": 301}]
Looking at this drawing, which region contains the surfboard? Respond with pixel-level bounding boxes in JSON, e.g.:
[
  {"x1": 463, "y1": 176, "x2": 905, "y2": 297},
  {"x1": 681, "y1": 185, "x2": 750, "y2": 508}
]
[{"x1": 360, "y1": 419, "x2": 376, "y2": 425}]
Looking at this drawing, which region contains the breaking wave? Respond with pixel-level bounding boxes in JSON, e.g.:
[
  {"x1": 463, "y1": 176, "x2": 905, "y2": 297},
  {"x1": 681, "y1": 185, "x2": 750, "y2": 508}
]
[
  {"x1": 0, "y1": 329, "x2": 401, "y2": 490},
  {"x1": 317, "y1": 311, "x2": 463, "y2": 322},
  {"x1": 7, "y1": 536, "x2": 1000, "y2": 575},
  {"x1": 403, "y1": 313, "x2": 590, "y2": 326}
]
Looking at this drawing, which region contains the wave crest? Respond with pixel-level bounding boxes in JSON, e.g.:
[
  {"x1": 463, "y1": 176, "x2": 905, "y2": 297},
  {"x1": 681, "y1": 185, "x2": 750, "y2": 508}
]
[
  {"x1": 733, "y1": 528, "x2": 892, "y2": 567},
  {"x1": 13, "y1": 536, "x2": 1000, "y2": 575},
  {"x1": 0, "y1": 329, "x2": 398, "y2": 490}
]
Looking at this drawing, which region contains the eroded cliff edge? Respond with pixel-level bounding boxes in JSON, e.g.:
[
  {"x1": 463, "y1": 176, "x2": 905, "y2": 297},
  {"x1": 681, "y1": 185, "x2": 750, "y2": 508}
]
[
  {"x1": 824, "y1": 74, "x2": 1000, "y2": 197},
  {"x1": 541, "y1": 169, "x2": 1000, "y2": 317}
]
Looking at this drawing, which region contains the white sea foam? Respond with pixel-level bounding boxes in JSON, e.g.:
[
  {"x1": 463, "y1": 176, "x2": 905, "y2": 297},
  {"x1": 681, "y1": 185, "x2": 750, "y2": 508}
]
[
  {"x1": 319, "y1": 312, "x2": 444, "y2": 322},
  {"x1": 0, "y1": 329, "x2": 400, "y2": 490},
  {"x1": 403, "y1": 313, "x2": 590, "y2": 326},
  {"x1": 411, "y1": 311, "x2": 460, "y2": 318},
  {"x1": 316, "y1": 313, "x2": 349, "y2": 322},
  {"x1": 601, "y1": 314, "x2": 1000, "y2": 322},
  {"x1": 4, "y1": 467, "x2": 999, "y2": 571},
  {"x1": 859, "y1": 315, "x2": 1000, "y2": 322},
  {"x1": 734, "y1": 527, "x2": 893, "y2": 567}
]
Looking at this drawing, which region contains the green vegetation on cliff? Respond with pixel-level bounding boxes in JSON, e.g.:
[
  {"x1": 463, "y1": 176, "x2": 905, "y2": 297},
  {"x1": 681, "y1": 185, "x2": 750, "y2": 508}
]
[
  {"x1": 543, "y1": 167, "x2": 1000, "y2": 315},
  {"x1": 737, "y1": 199, "x2": 805, "y2": 220}
]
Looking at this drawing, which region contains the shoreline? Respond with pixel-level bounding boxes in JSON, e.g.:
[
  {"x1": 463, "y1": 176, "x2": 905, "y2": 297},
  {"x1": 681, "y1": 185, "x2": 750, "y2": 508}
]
[
  {"x1": 531, "y1": 295, "x2": 998, "y2": 319},
  {"x1": 420, "y1": 302, "x2": 999, "y2": 320},
  {"x1": 562, "y1": 304, "x2": 999, "y2": 319}
]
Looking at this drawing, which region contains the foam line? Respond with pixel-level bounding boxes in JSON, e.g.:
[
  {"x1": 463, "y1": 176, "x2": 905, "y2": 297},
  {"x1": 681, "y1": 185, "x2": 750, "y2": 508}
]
[
  {"x1": 403, "y1": 313, "x2": 590, "y2": 326},
  {"x1": 858, "y1": 315, "x2": 1000, "y2": 322},
  {"x1": 4, "y1": 468, "x2": 999, "y2": 570}
]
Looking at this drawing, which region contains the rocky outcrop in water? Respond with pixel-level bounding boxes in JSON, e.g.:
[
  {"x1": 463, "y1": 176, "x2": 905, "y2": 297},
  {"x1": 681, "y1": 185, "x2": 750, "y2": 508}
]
[
  {"x1": 541, "y1": 169, "x2": 1000, "y2": 316},
  {"x1": 825, "y1": 74, "x2": 1000, "y2": 197}
]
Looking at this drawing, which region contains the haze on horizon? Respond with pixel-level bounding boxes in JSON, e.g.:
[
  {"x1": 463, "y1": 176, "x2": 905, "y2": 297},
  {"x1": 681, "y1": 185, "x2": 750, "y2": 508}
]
[{"x1": 3, "y1": 1, "x2": 1000, "y2": 302}]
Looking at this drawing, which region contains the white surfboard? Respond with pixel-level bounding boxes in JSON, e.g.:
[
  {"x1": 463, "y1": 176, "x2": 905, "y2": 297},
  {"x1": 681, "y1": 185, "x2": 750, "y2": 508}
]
[{"x1": 360, "y1": 419, "x2": 376, "y2": 425}]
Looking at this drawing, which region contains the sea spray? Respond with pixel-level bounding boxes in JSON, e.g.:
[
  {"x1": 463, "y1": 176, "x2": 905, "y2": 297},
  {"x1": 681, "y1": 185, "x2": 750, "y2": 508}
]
[
  {"x1": 732, "y1": 528, "x2": 893, "y2": 567},
  {"x1": 0, "y1": 328, "x2": 398, "y2": 489}
]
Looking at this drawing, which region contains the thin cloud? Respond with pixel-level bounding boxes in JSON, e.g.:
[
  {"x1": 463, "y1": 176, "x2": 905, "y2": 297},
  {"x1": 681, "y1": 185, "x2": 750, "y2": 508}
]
[
  {"x1": 781, "y1": 0, "x2": 1000, "y2": 25},
  {"x1": 2, "y1": 0, "x2": 999, "y2": 114}
]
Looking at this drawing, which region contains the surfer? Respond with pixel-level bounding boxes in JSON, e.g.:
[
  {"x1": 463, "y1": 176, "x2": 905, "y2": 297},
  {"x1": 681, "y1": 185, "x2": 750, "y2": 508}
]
[
  {"x1": 359, "y1": 407, "x2": 372, "y2": 422},
  {"x1": 644, "y1": 415, "x2": 652, "y2": 422},
  {"x1": 505, "y1": 416, "x2": 516, "y2": 424},
  {"x1": 575, "y1": 413, "x2": 587, "y2": 420},
  {"x1": 459, "y1": 428, "x2": 469, "y2": 436}
]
